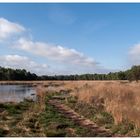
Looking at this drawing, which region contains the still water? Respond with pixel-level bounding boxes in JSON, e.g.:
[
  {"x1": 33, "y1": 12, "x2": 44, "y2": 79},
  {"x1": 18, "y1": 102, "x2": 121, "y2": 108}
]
[{"x1": 0, "y1": 84, "x2": 36, "y2": 103}]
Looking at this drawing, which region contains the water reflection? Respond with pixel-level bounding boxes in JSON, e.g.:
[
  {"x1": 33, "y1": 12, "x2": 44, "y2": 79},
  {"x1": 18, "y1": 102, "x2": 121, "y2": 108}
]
[{"x1": 0, "y1": 84, "x2": 36, "y2": 103}]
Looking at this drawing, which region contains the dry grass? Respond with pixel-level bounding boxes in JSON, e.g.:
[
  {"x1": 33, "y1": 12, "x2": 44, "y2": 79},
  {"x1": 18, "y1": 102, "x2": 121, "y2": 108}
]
[
  {"x1": 0, "y1": 85, "x2": 47, "y2": 136},
  {"x1": 9, "y1": 86, "x2": 47, "y2": 136},
  {"x1": 1, "y1": 80, "x2": 140, "y2": 130},
  {"x1": 67, "y1": 81, "x2": 140, "y2": 128},
  {"x1": 16, "y1": 80, "x2": 140, "y2": 129},
  {"x1": 1, "y1": 80, "x2": 140, "y2": 136},
  {"x1": 36, "y1": 85, "x2": 46, "y2": 109},
  {"x1": 13, "y1": 102, "x2": 46, "y2": 136}
]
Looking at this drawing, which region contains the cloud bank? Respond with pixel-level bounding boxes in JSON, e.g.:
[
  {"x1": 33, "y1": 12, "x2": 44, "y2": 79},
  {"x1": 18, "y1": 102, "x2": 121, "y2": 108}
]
[
  {"x1": 14, "y1": 38, "x2": 98, "y2": 67},
  {"x1": 0, "y1": 18, "x2": 25, "y2": 41},
  {"x1": 129, "y1": 43, "x2": 140, "y2": 65},
  {"x1": 0, "y1": 17, "x2": 107, "y2": 75},
  {"x1": 0, "y1": 55, "x2": 48, "y2": 75}
]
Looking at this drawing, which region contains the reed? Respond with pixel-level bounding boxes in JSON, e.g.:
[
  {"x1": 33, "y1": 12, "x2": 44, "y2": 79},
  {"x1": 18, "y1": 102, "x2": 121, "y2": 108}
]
[
  {"x1": 69, "y1": 81, "x2": 140, "y2": 128},
  {"x1": 36, "y1": 85, "x2": 46, "y2": 110}
]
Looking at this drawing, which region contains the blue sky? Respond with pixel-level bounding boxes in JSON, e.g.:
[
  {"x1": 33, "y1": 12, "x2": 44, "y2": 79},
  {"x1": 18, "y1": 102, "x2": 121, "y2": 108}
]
[{"x1": 0, "y1": 3, "x2": 140, "y2": 75}]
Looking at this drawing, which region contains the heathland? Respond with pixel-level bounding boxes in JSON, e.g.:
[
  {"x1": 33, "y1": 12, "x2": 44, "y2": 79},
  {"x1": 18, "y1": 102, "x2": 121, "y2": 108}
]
[
  {"x1": 1, "y1": 80, "x2": 140, "y2": 137},
  {"x1": 0, "y1": 65, "x2": 140, "y2": 137}
]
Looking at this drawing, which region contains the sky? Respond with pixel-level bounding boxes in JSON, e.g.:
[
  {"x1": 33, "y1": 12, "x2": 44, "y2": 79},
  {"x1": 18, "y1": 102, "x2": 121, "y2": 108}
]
[{"x1": 0, "y1": 3, "x2": 140, "y2": 75}]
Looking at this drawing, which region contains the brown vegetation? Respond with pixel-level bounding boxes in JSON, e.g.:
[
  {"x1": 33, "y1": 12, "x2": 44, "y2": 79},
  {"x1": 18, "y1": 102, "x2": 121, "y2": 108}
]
[
  {"x1": 2, "y1": 80, "x2": 139, "y2": 129},
  {"x1": 1, "y1": 80, "x2": 140, "y2": 136},
  {"x1": 0, "y1": 85, "x2": 47, "y2": 136},
  {"x1": 66, "y1": 81, "x2": 140, "y2": 128},
  {"x1": 42, "y1": 80, "x2": 140, "y2": 129},
  {"x1": 36, "y1": 85, "x2": 46, "y2": 109}
]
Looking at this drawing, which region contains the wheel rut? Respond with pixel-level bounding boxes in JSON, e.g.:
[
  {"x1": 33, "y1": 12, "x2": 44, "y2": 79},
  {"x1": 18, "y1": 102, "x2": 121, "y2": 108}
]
[{"x1": 48, "y1": 99, "x2": 114, "y2": 137}]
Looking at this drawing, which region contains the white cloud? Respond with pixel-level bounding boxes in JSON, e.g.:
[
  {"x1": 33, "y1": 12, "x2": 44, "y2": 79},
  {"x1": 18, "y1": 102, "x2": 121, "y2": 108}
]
[
  {"x1": 0, "y1": 17, "x2": 105, "y2": 75},
  {"x1": 14, "y1": 38, "x2": 98, "y2": 67},
  {"x1": 129, "y1": 43, "x2": 140, "y2": 65},
  {"x1": 0, "y1": 55, "x2": 48, "y2": 75},
  {"x1": 0, "y1": 18, "x2": 25, "y2": 41}
]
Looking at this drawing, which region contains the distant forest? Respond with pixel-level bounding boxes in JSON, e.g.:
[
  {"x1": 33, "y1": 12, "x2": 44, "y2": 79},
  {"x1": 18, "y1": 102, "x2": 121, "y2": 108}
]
[{"x1": 0, "y1": 65, "x2": 140, "y2": 81}]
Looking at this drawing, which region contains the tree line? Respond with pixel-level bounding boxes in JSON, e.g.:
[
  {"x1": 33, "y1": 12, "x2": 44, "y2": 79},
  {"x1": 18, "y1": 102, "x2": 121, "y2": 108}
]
[
  {"x1": 0, "y1": 65, "x2": 140, "y2": 81},
  {"x1": 0, "y1": 67, "x2": 38, "y2": 80}
]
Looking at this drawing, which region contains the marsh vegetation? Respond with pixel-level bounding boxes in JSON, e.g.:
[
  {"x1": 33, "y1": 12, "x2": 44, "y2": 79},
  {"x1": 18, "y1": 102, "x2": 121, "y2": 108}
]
[{"x1": 0, "y1": 80, "x2": 140, "y2": 137}]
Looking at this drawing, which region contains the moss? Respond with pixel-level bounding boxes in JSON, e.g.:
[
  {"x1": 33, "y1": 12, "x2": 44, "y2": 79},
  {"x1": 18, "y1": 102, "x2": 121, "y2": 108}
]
[
  {"x1": 67, "y1": 96, "x2": 78, "y2": 104},
  {"x1": 94, "y1": 112, "x2": 114, "y2": 126},
  {"x1": 111, "y1": 121, "x2": 134, "y2": 135},
  {"x1": 42, "y1": 97, "x2": 96, "y2": 137},
  {"x1": 75, "y1": 127, "x2": 97, "y2": 137},
  {"x1": 0, "y1": 100, "x2": 31, "y2": 115},
  {"x1": 0, "y1": 99, "x2": 37, "y2": 136},
  {"x1": 46, "y1": 130, "x2": 67, "y2": 137}
]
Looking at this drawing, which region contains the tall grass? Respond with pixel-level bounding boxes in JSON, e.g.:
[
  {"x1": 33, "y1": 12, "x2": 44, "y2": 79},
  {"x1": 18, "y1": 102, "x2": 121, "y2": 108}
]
[
  {"x1": 36, "y1": 85, "x2": 46, "y2": 110},
  {"x1": 22, "y1": 80, "x2": 140, "y2": 128},
  {"x1": 69, "y1": 81, "x2": 140, "y2": 128}
]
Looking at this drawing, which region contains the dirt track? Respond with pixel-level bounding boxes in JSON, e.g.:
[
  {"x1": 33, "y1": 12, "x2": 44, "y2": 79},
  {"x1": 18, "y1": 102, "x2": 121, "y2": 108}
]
[{"x1": 48, "y1": 99, "x2": 114, "y2": 137}]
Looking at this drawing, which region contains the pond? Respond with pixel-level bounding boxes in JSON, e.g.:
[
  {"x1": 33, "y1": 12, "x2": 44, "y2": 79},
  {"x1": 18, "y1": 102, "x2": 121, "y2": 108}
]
[{"x1": 0, "y1": 84, "x2": 37, "y2": 103}]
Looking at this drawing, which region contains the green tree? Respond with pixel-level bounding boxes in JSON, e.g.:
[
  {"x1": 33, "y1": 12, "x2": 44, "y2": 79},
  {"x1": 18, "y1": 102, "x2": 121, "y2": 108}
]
[{"x1": 129, "y1": 65, "x2": 140, "y2": 82}]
